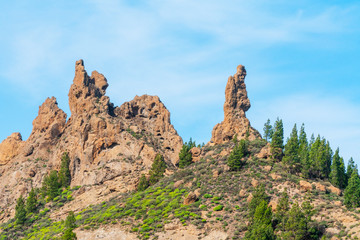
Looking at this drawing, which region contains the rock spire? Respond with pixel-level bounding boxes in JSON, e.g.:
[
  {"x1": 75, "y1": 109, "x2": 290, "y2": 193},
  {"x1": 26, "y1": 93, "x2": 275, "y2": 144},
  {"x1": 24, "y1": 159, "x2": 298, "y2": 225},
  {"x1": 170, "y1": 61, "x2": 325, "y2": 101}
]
[{"x1": 211, "y1": 65, "x2": 260, "y2": 144}]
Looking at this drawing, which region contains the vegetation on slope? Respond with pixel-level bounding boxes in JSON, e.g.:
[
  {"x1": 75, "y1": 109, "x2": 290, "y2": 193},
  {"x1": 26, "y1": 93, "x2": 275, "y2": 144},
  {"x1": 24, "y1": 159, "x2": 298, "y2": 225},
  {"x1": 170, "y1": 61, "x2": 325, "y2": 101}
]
[{"x1": 1, "y1": 119, "x2": 360, "y2": 239}]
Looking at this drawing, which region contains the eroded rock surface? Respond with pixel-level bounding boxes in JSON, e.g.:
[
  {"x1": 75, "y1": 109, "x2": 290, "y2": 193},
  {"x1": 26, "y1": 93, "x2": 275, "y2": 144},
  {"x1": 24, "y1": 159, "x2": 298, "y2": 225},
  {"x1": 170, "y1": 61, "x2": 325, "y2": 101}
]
[
  {"x1": 0, "y1": 60, "x2": 183, "y2": 222},
  {"x1": 211, "y1": 65, "x2": 260, "y2": 144}
]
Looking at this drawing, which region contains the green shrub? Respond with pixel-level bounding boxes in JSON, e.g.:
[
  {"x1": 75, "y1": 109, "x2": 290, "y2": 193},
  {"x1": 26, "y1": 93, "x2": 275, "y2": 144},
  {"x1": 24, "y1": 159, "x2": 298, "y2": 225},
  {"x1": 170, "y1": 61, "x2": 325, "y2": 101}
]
[{"x1": 214, "y1": 205, "x2": 224, "y2": 211}]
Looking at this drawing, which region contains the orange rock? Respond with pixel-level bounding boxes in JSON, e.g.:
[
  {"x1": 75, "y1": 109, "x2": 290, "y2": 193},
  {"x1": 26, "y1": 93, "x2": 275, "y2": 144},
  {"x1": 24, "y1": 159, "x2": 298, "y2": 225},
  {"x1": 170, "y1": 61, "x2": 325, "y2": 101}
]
[
  {"x1": 184, "y1": 192, "x2": 198, "y2": 205},
  {"x1": 299, "y1": 180, "x2": 312, "y2": 192},
  {"x1": 328, "y1": 185, "x2": 341, "y2": 196},
  {"x1": 251, "y1": 178, "x2": 259, "y2": 187},
  {"x1": 247, "y1": 193, "x2": 253, "y2": 203},
  {"x1": 0, "y1": 133, "x2": 23, "y2": 165},
  {"x1": 268, "y1": 200, "x2": 278, "y2": 212},
  {"x1": 256, "y1": 143, "x2": 271, "y2": 159},
  {"x1": 190, "y1": 147, "x2": 201, "y2": 162},
  {"x1": 270, "y1": 173, "x2": 282, "y2": 180},
  {"x1": 210, "y1": 65, "x2": 261, "y2": 144},
  {"x1": 314, "y1": 182, "x2": 326, "y2": 192},
  {"x1": 239, "y1": 189, "x2": 246, "y2": 197}
]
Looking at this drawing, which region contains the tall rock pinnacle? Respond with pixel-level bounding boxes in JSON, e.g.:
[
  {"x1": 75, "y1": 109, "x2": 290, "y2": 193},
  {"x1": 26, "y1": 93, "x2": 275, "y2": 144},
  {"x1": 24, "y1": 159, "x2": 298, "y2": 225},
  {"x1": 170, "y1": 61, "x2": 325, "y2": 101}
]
[
  {"x1": 211, "y1": 65, "x2": 260, "y2": 144},
  {"x1": 68, "y1": 59, "x2": 111, "y2": 116}
]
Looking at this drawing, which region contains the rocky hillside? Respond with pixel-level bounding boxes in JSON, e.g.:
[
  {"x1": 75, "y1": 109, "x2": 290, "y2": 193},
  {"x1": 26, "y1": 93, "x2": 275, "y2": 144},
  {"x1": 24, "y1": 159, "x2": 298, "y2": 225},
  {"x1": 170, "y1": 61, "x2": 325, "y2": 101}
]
[
  {"x1": 0, "y1": 62, "x2": 359, "y2": 240},
  {"x1": 0, "y1": 60, "x2": 182, "y2": 222}
]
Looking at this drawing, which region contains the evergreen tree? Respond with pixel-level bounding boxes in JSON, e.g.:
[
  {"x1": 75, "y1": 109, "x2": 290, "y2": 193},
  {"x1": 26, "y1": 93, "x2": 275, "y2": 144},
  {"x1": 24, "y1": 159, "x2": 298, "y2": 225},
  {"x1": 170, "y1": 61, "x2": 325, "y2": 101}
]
[
  {"x1": 283, "y1": 124, "x2": 299, "y2": 172},
  {"x1": 245, "y1": 200, "x2": 275, "y2": 240},
  {"x1": 309, "y1": 134, "x2": 315, "y2": 147},
  {"x1": 330, "y1": 148, "x2": 346, "y2": 189},
  {"x1": 298, "y1": 124, "x2": 310, "y2": 177},
  {"x1": 137, "y1": 174, "x2": 149, "y2": 191},
  {"x1": 178, "y1": 138, "x2": 195, "y2": 168},
  {"x1": 282, "y1": 202, "x2": 307, "y2": 239},
  {"x1": 62, "y1": 211, "x2": 77, "y2": 240},
  {"x1": 227, "y1": 139, "x2": 247, "y2": 171},
  {"x1": 59, "y1": 152, "x2": 71, "y2": 188},
  {"x1": 15, "y1": 195, "x2": 26, "y2": 225},
  {"x1": 346, "y1": 157, "x2": 356, "y2": 185},
  {"x1": 270, "y1": 118, "x2": 284, "y2": 161},
  {"x1": 249, "y1": 185, "x2": 269, "y2": 218},
  {"x1": 26, "y1": 188, "x2": 37, "y2": 214},
  {"x1": 275, "y1": 190, "x2": 290, "y2": 231},
  {"x1": 344, "y1": 168, "x2": 360, "y2": 208},
  {"x1": 149, "y1": 154, "x2": 167, "y2": 185},
  {"x1": 42, "y1": 170, "x2": 61, "y2": 200},
  {"x1": 298, "y1": 124, "x2": 307, "y2": 147},
  {"x1": 308, "y1": 136, "x2": 332, "y2": 179},
  {"x1": 263, "y1": 119, "x2": 273, "y2": 142}
]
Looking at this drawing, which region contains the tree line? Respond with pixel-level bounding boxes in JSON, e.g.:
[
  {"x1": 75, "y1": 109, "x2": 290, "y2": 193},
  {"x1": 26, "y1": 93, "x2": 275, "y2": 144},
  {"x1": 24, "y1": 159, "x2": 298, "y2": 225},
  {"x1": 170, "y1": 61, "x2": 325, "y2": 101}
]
[{"x1": 265, "y1": 118, "x2": 360, "y2": 209}]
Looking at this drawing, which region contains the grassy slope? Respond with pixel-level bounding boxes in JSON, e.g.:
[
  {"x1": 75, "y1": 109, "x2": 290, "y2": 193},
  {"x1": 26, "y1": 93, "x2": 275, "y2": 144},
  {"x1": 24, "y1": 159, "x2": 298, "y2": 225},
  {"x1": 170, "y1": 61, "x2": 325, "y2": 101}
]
[{"x1": 1, "y1": 139, "x2": 360, "y2": 239}]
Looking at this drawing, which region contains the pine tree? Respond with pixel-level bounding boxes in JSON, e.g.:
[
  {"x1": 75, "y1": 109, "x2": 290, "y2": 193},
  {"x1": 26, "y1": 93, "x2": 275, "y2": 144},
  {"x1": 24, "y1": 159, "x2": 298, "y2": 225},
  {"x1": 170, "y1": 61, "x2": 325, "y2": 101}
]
[
  {"x1": 26, "y1": 188, "x2": 37, "y2": 214},
  {"x1": 245, "y1": 200, "x2": 275, "y2": 240},
  {"x1": 149, "y1": 154, "x2": 167, "y2": 185},
  {"x1": 283, "y1": 124, "x2": 299, "y2": 172},
  {"x1": 308, "y1": 136, "x2": 332, "y2": 179},
  {"x1": 263, "y1": 119, "x2": 273, "y2": 142},
  {"x1": 137, "y1": 174, "x2": 149, "y2": 191},
  {"x1": 298, "y1": 124, "x2": 310, "y2": 177},
  {"x1": 275, "y1": 190, "x2": 290, "y2": 231},
  {"x1": 330, "y1": 148, "x2": 346, "y2": 189},
  {"x1": 15, "y1": 195, "x2": 26, "y2": 225},
  {"x1": 249, "y1": 185, "x2": 269, "y2": 218},
  {"x1": 344, "y1": 168, "x2": 360, "y2": 208},
  {"x1": 178, "y1": 138, "x2": 195, "y2": 168},
  {"x1": 59, "y1": 152, "x2": 71, "y2": 188},
  {"x1": 282, "y1": 202, "x2": 307, "y2": 239},
  {"x1": 42, "y1": 170, "x2": 61, "y2": 200},
  {"x1": 227, "y1": 139, "x2": 247, "y2": 171},
  {"x1": 270, "y1": 118, "x2": 284, "y2": 161},
  {"x1": 346, "y1": 157, "x2": 356, "y2": 185},
  {"x1": 62, "y1": 211, "x2": 77, "y2": 240}
]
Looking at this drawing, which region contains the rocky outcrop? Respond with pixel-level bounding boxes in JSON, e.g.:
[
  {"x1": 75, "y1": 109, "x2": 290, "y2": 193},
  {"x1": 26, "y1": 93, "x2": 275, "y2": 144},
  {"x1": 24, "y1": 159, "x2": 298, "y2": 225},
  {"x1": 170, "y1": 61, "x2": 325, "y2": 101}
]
[
  {"x1": 0, "y1": 60, "x2": 183, "y2": 222},
  {"x1": 211, "y1": 65, "x2": 260, "y2": 144},
  {"x1": 299, "y1": 180, "x2": 312, "y2": 192},
  {"x1": 0, "y1": 133, "x2": 23, "y2": 165},
  {"x1": 328, "y1": 185, "x2": 341, "y2": 196},
  {"x1": 116, "y1": 95, "x2": 182, "y2": 165},
  {"x1": 29, "y1": 97, "x2": 67, "y2": 141},
  {"x1": 190, "y1": 147, "x2": 201, "y2": 162}
]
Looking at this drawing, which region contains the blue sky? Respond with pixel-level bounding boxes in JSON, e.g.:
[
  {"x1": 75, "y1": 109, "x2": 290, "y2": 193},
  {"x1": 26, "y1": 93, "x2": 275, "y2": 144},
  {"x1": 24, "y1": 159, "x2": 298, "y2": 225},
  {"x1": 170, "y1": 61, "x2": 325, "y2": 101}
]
[{"x1": 1, "y1": 0, "x2": 359, "y2": 165}]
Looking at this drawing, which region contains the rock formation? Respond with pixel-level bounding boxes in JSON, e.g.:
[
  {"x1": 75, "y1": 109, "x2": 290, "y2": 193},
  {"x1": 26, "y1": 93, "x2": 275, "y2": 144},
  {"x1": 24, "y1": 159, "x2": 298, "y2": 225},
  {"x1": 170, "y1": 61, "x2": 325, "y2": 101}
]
[
  {"x1": 211, "y1": 65, "x2": 260, "y2": 144},
  {"x1": 0, "y1": 132, "x2": 23, "y2": 165},
  {"x1": 0, "y1": 60, "x2": 183, "y2": 222}
]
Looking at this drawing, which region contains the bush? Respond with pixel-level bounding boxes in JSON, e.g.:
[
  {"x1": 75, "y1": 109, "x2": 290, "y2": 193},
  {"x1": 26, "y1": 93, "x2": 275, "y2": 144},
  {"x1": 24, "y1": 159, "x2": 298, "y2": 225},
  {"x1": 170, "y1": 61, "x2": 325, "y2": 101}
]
[{"x1": 214, "y1": 205, "x2": 224, "y2": 211}]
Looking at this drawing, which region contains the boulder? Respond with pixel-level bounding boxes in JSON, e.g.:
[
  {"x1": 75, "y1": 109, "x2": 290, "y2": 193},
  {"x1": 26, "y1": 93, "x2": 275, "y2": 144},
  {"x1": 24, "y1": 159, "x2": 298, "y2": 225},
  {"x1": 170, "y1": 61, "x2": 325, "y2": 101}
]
[
  {"x1": 328, "y1": 185, "x2": 341, "y2": 196},
  {"x1": 190, "y1": 147, "x2": 201, "y2": 162},
  {"x1": 299, "y1": 180, "x2": 312, "y2": 192},
  {"x1": 184, "y1": 192, "x2": 198, "y2": 205}
]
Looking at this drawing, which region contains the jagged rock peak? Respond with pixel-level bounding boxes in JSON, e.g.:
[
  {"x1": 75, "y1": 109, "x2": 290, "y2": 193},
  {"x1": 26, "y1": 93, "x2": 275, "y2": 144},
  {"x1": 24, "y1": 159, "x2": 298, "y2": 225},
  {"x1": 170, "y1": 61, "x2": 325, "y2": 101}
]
[
  {"x1": 0, "y1": 132, "x2": 23, "y2": 165},
  {"x1": 69, "y1": 60, "x2": 112, "y2": 116},
  {"x1": 29, "y1": 97, "x2": 67, "y2": 140},
  {"x1": 117, "y1": 94, "x2": 183, "y2": 165},
  {"x1": 211, "y1": 65, "x2": 260, "y2": 144}
]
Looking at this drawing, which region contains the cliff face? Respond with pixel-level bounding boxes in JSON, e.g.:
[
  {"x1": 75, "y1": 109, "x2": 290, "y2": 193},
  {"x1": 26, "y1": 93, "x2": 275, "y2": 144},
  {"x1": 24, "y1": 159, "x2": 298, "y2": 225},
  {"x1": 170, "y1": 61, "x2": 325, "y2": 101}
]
[
  {"x1": 0, "y1": 60, "x2": 183, "y2": 222},
  {"x1": 211, "y1": 65, "x2": 261, "y2": 144}
]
